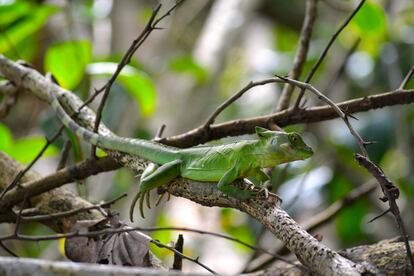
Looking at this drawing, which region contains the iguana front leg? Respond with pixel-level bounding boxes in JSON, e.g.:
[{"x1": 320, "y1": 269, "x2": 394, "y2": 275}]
[
  {"x1": 218, "y1": 166, "x2": 256, "y2": 200},
  {"x1": 130, "y1": 160, "x2": 182, "y2": 221},
  {"x1": 247, "y1": 169, "x2": 270, "y2": 186},
  {"x1": 249, "y1": 168, "x2": 272, "y2": 198}
]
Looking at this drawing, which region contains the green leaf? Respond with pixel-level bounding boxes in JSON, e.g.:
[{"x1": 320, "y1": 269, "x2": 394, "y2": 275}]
[
  {"x1": 3, "y1": 137, "x2": 59, "y2": 164},
  {"x1": 346, "y1": 0, "x2": 387, "y2": 55},
  {"x1": 169, "y1": 56, "x2": 209, "y2": 84},
  {"x1": 220, "y1": 208, "x2": 255, "y2": 249},
  {"x1": 0, "y1": 132, "x2": 59, "y2": 163},
  {"x1": 336, "y1": 202, "x2": 368, "y2": 245},
  {"x1": 87, "y1": 62, "x2": 156, "y2": 117},
  {"x1": 273, "y1": 25, "x2": 299, "y2": 52},
  {"x1": 150, "y1": 213, "x2": 174, "y2": 259},
  {"x1": 0, "y1": 3, "x2": 59, "y2": 54},
  {"x1": 352, "y1": 1, "x2": 386, "y2": 38},
  {"x1": 45, "y1": 40, "x2": 92, "y2": 90},
  {"x1": 0, "y1": 123, "x2": 12, "y2": 150},
  {"x1": 0, "y1": 2, "x2": 31, "y2": 27}
]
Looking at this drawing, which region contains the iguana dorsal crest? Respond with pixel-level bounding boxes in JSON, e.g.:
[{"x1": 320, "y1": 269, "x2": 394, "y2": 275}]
[{"x1": 255, "y1": 126, "x2": 283, "y2": 139}]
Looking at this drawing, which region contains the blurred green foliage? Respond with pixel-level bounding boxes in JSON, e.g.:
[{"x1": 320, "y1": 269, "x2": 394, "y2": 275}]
[
  {"x1": 0, "y1": 1, "x2": 59, "y2": 60},
  {"x1": 45, "y1": 40, "x2": 92, "y2": 90},
  {"x1": 86, "y1": 62, "x2": 157, "y2": 117},
  {"x1": 169, "y1": 56, "x2": 210, "y2": 84},
  {"x1": 349, "y1": 0, "x2": 387, "y2": 56},
  {"x1": 0, "y1": 123, "x2": 58, "y2": 163}
]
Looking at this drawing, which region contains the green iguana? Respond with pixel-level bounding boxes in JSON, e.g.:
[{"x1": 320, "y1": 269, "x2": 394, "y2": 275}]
[{"x1": 49, "y1": 89, "x2": 313, "y2": 220}]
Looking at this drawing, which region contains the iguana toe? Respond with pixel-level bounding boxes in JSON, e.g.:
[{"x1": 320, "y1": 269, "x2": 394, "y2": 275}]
[
  {"x1": 146, "y1": 191, "x2": 151, "y2": 209},
  {"x1": 257, "y1": 186, "x2": 270, "y2": 198},
  {"x1": 139, "y1": 192, "x2": 146, "y2": 218},
  {"x1": 129, "y1": 191, "x2": 142, "y2": 222}
]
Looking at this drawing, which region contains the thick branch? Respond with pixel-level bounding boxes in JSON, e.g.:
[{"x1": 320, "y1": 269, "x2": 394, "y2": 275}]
[
  {"x1": 163, "y1": 88, "x2": 414, "y2": 147},
  {"x1": 0, "y1": 154, "x2": 119, "y2": 213},
  {"x1": 164, "y1": 179, "x2": 368, "y2": 275},
  {"x1": 0, "y1": 152, "x2": 106, "y2": 233}
]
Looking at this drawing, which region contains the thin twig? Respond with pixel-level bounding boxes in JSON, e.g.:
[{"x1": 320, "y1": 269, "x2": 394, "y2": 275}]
[
  {"x1": 0, "y1": 224, "x2": 289, "y2": 263},
  {"x1": 324, "y1": 37, "x2": 361, "y2": 92},
  {"x1": 162, "y1": 87, "x2": 414, "y2": 148},
  {"x1": 294, "y1": 0, "x2": 366, "y2": 109},
  {"x1": 0, "y1": 241, "x2": 17, "y2": 257},
  {"x1": 0, "y1": 126, "x2": 65, "y2": 204},
  {"x1": 355, "y1": 154, "x2": 414, "y2": 270},
  {"x1": 150, "y1": 239, "x2": 217, "y2": 274},
  {"x1": 173, "y1": 234, "x2": 184, "y2": 271},
  {"x1": 19, "y1": 194, "x2": 126, "y2": 222},
  {"x1": 13, "y1": 196, "x2": 26, "y2": 236},
  {"x1": 267, "y1": 75, "x2": 413, "y2": 270},
  {"x1": 275, "y1": 75, "x2": 369, "y2": 156},
  {"x1": 276, "y1": 0, "x2": 318, "y2": 111},
  {"x1": 203, "y1": 79, "x2": 281, "y2": 128},
  {"x1": 90, "y1": 2, "x2": 184, "y2": 157},
  {"x1": 0, "y1": 156, "x2": 119, "y2": 211},
  {"x1": 399, "y1": 66, "x2": 414, "y2": 90},
  {"x1": 368, "y1": 209, "x2": 390, "y2": 223},
  {"x1": 56, "y1": 140, "x2": 72, "y2": 171},
  {"x1": 0, "y1": 225, "x2": 216, "y2": 274},
  {"x1": 155, "y1": 124, "x2": 166, "y2": 139}
]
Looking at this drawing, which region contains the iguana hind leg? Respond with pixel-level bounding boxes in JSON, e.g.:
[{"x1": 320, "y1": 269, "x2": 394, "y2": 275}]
[{"x1": 129, "y1": 160, "x2": 182, "y2": 221}]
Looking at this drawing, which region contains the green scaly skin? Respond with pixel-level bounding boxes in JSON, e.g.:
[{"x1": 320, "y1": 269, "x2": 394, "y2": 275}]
[{"x1": 49, "y1": 90, "x2": 313, "y2": 220}]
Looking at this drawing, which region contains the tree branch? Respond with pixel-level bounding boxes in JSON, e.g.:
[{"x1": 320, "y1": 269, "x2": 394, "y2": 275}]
[
  {"x1": 275, "y1": 0, "x2": 318, "y2": 111},
  {"x1": 295, "y1": 0, "x2": 366, "y2": 108},
  {"x1": 0, "y1": 155, "x2": 119, "y2": 213}
]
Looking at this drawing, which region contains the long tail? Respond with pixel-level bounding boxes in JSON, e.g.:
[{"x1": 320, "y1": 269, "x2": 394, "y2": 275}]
[{"x1": 49, "y1": 88, "x2": 178, "y2": 164}]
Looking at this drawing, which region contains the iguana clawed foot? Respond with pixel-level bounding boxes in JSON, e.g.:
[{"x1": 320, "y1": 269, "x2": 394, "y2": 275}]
[
  {"x1": 129, "y1": 189, "x2": 172, "y2": 220},
  {"x1": 129, "y1": 189, "x2": 153, "y2": 220},
  {"x1": 257, "y1": 186, "x2": 269, "y2": 198},
  {"x1": 155, "y1": 191, "x2": 171, "y2": 206}
]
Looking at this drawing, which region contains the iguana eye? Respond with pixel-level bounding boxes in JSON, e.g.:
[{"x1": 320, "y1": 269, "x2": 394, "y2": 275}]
[
  {"x1": 289, "y1": 134, "x2": 299, "y2": 143},
  {"x1": 271, "y1": 138, "x2": 278, "y2": 145}
]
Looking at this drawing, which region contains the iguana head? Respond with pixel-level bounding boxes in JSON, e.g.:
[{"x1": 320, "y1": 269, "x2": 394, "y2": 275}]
[{"x1": 255, "y1": 126, "x2": 313, "y2": 165}]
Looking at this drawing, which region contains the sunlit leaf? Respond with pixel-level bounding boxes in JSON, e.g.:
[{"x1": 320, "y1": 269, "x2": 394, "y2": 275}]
[
  {"x1": 3, "y1": 137, "x2": 59, "y2": 164},
  {"x1": 169, "y1": 56, "x2": 209, "y2": 84},
  {"x1": 336, "y1": 202, "x2": 368, "y2": 244},
  {"x1": 45, "y1": 40, "x2": 92, "y2": 90},
  {"x1": 274, "y1": 25, "x2": 299, "y2": 52},
  {"x1": 0, "y1": 2, "x2": 31, "y2": 26},
  {"x1": 352, "y1": 1, "x2": 386, "y2": 38},
  {"x1": 0, "y1": 123, "x2": 12, "y2": 150},
  {"x1": 0, "y1": 3, "x2": 58, "y2": 54},
  {"x1": 344, "y1": 0, "x2": 387, "y2": 56},
  {"x1": 220, "y1": 208, "x2": 255, "y2": 250},
  {"x1": 325, "y1": 173, "x2": 370, "y2": 245},
  {"x1": 150, "y1": 213, "x2": 174, "y2": 259},
  {"x1": 11, "y1": 35, "x2": 39, "y2": 62},
  {"x1": 87, "y1": 62, "x2": 156, "y2": 116}
]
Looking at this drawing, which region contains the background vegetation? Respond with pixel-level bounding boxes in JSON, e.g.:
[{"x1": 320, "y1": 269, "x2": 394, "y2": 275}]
[{"x1": 0, "y1": 0, "x2": 413, "y2": 274}]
